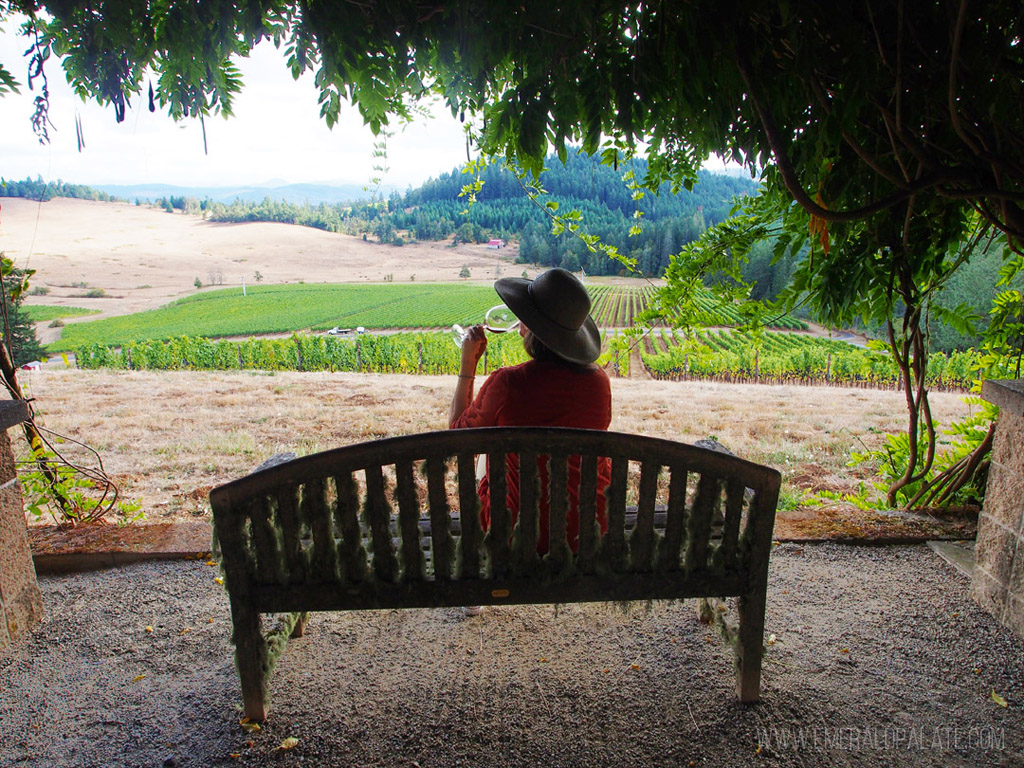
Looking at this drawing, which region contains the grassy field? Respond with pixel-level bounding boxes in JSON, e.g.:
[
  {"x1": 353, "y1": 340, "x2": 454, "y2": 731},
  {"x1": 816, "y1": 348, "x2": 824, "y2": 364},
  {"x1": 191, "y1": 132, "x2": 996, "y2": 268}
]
[
  {"x1": 26, "y1": 305, "x2": 98, "y2": 323},
  {"x1": 48, "y1": 283, "x2": 505, "y2": 350}
]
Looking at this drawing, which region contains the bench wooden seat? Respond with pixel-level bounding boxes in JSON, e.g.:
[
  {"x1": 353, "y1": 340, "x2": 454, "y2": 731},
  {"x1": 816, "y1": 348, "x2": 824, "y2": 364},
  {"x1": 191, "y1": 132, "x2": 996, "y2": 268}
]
[{"x1": 210, "y1": 427, "x2": 780, "y2": 721}]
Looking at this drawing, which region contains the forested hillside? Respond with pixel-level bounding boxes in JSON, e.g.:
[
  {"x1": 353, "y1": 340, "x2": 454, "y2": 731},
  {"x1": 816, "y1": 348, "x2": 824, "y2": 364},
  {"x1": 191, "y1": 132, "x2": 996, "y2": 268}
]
[
  {"x1": 205, "y1": 155, "x2": 756, "y2": 277},
  {"x1": 0, "y1": 176, "x2": 119, "y2": 203},
  {"x1": 396, "y1": 155, "x2": 756, "y2": 276}
]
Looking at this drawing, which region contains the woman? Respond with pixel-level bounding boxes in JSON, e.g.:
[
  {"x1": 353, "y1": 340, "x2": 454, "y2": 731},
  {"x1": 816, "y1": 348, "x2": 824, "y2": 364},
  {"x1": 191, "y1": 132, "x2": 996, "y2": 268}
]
[{"x1": 449, "y1": 268, "x2": 612, "y2": 555}]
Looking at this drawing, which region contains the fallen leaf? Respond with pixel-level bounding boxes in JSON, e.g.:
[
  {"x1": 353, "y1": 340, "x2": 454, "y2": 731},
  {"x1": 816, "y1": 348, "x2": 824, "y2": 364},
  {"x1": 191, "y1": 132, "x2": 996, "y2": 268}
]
[
  {"x1": 131, "y1": 674, "x2": 146, "y2": 683},
  {"x1": 768, "y1": 634, "x2": 777, "y2": 646},
  {"x1": 145, "y1": 626, "x2": 154, "y2": 634},
  {"x1": 973, "y1": 668, "x2": 982, "y2": 675},
  {"x1": 214, "y1": 577, "x2": 224, "y2": 585},
  {"x1": 208, "y1": 618, "x2": 215, "y2": 624},
  {"x1": 229, "y1": 753, "x2": 241, "y2": 759},
  {"x1": 180, "y1": 628, "x2": 191, "y2": 635},
  {"x1": 630, "y1": 664, "x2": 640, "y2": 670},
  {"x1": 206, "y1": 560, "x2": 218, "y2": 567},
  {"x1": 279, "y1": 737, "x2": 299, "y2": 750},
  {"x1": 603, "y1": 669, "x2": 610, "y2": 673},
  {"x1": 755, "y1": 744, "x2": 762, "y2": 755},
  {"x1": 239, "y1": 718, "x2": 260, "y2": 733},
  {"x1": 839, "y1": 648, "x2": 849, "y2": 654},
  {"x1": 539, "y1": 658, "x2": 547, "y2": 663},
  {"x1": 991, "y1": 690, "x2": 1008, "y2": 708}
]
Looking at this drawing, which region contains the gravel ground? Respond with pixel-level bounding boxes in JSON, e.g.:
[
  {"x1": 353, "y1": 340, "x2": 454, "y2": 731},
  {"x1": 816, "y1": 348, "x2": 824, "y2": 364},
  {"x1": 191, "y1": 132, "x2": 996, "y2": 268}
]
[{"x1": 1, "y1": 544, "x2": 1022, "y2": 768}]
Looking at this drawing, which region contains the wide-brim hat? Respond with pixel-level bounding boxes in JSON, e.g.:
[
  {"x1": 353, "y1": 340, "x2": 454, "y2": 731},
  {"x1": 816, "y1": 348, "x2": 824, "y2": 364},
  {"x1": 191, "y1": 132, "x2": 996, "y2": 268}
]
[{"x1": 494, "y1": 268, "x2": 601, "y2": 365}]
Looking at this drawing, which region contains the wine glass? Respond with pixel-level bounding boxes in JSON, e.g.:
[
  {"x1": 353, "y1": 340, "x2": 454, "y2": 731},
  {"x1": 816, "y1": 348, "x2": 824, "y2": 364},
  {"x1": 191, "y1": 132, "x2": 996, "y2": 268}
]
[{"x1": 451, "y1": 304, "x2": 520, "y2": 346}]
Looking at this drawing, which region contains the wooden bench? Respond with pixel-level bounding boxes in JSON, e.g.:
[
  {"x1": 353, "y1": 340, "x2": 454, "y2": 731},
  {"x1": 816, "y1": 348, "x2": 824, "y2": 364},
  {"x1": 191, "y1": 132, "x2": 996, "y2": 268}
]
[{"x1": 210, "y1": 427, "x2": 781, "y2": 721}]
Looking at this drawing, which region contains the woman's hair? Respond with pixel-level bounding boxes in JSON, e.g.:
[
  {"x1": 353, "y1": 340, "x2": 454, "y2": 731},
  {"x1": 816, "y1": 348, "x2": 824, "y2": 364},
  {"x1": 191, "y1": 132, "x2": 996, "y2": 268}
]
[{"x1": 523, "y1": 329, "x2": 581, "y2": 366}]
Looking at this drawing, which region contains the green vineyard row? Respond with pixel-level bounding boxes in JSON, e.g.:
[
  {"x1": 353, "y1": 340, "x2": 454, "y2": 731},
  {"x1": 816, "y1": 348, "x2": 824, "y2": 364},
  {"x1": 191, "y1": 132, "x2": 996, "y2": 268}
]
[
  {"x1": 75, "y1": 331, "x2": 533, "y2": 375},
  {"x1": 641, "y1": 328, "x2": 985, "y2": 390},
  {"x1": 75, "y1": 326, "x2": 989, "y2": 392},
  {"x1": 44, "y1": 282, "x2": 809, "y2": 351},
  {"x1": 585, "y1": 284, "x2": 808, "y2": 330}
]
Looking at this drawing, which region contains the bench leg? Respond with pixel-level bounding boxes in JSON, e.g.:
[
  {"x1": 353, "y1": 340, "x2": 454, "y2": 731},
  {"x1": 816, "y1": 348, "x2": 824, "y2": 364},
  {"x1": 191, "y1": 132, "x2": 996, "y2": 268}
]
[
  {"x1": 231, "y1": 604, "x2": 268, "y2": 722},
  {"x1": 290, "y1": 611, "x2": 310, "y2": 638},
  {"x1": 735, "y1": 590, "x2": 766, "y2": 703}
]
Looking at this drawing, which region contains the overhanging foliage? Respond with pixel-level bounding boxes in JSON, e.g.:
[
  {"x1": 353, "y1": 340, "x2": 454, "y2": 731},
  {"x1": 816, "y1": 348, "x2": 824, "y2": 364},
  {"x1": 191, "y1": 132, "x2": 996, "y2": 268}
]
[{"x1": 2, "y1": 1, "x2": 1022, "y2": 250}]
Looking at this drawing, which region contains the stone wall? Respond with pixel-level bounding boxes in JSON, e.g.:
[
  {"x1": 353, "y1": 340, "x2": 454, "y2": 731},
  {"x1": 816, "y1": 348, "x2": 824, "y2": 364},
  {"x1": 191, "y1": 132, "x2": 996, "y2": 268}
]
[
  {"x1": 971, "y1": 379, "x2": 1024, "y2": 638},
  {"x1": 0, "y1": 402, "x2": 41, "y2": 651}
]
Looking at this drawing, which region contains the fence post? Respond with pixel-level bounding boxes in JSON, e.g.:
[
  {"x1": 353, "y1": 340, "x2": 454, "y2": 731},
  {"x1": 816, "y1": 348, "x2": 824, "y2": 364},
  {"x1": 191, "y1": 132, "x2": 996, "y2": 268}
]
[
  {"x1": 356, "y1": 339, "x2": 362, "y2": 371},
  {"x1": 418, "y1": 341, "x2": 423, "y2": 374},
  {"x1": 826, "y1": 353, "x2": 832, "y2": 382},
  {"x1": 483, "y1": 348, "x2": 488, "y2": 375}
]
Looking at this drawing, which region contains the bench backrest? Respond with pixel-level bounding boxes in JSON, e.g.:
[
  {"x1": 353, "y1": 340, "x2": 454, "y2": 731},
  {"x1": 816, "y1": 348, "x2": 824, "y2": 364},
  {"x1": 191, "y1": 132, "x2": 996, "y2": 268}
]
[{"x1": 211, "y1": 427, "x2": 780, "y2": 612}]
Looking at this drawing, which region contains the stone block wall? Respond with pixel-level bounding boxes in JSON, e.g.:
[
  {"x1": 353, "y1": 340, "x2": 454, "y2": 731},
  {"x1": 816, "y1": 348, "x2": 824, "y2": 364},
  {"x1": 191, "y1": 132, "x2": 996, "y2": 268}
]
[{"x1": 971, "y1": 380, "x2": 1024, "y2": 638}]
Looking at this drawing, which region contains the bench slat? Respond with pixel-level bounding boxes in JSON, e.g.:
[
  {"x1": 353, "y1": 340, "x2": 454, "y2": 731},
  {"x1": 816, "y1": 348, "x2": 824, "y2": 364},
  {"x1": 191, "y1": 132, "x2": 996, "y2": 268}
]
[
  {"x1": 395, "y1": 460, "x2": 425, "y2": 580},
  {"x1": 457, "y1": 453, "x2": 482, "y2": 578},
  {"x1": 248, "y1": 495, "x2": 285, "y2": 584},
  {"x1": 251, "y1": 570, "x2": 746, "y2": 613},
  {"x1": 426, "y1": 457, "x2": 455, "y2": 580},
  {"x1": 576, "y1": 453, "x2": 599, "y2": 574},
  {"x1": 547, "y1": 453, "x2": 571, "y2": 577},
  {"x1": 513, "y1": 451, "x2": 541, "y2": 576},
  {"x1": 599, "y1": 455, "x2": 629, "y2": 572},
  {"x1": 304, "y1": 478, "x2": 338, "y2": 583},
  {"x1": 487, "y1": 451, "x2": 511, "y2": 577},
  {"x1": 630, "y1": 459, "x2": 659, "y2": 571},
  {"x1": 333, "y1": 472, "x2": 368, "y2": 584},
  {"x1": 714, "y1": 477, "x2": 746, "y2": 574},
  {"x1": 364, "y1": 465, "x2": 399, "y2": 582},
  {"x1": 685, "y1": 474, "x2": 720, "y2": 573},
  {"x1": 658, "y1": 467, "x2": 687, "y2": 572}
]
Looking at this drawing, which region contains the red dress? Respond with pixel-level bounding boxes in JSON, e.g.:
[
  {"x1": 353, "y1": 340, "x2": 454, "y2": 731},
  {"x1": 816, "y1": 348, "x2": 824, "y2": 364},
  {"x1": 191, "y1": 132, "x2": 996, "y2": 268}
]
[{"x1": 451, "y1": 359, "x2": 612, "y2": 553}]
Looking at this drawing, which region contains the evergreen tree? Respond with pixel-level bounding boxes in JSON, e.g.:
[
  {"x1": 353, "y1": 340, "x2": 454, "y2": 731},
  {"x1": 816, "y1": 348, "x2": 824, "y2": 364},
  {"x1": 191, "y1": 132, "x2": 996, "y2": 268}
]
[{"x1": 0, "y1": 261, "x2": 45, "y2": 366}]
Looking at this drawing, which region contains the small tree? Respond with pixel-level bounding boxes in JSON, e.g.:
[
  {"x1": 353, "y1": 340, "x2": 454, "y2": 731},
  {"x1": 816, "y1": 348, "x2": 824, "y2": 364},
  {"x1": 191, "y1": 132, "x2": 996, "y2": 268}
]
[
  {"x1": 194, "y1": 277, "x2": 202, "y2": 289},
  {"x1": 459, "y1": 265, "x2": 471, "y2": 279},
  {"x1": 254, "y1": 270, "x2": 263, "y2": 283},
  {"x1": 0, "y1": 260, "x2": 45, "y2": 366}
]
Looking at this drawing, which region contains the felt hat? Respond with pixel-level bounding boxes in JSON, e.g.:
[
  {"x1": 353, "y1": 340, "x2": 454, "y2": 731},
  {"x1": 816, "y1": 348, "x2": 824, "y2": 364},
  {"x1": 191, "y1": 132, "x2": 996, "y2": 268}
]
[{"x1": 494, "y1": 268, "x2": 601, "y2": 365}]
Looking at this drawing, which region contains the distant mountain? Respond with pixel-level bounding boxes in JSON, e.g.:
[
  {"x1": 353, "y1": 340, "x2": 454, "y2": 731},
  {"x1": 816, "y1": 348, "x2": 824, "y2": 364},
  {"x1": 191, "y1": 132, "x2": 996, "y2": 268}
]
[{"x1": 93, "y1": 181, "x2": 399, "y2": 205}]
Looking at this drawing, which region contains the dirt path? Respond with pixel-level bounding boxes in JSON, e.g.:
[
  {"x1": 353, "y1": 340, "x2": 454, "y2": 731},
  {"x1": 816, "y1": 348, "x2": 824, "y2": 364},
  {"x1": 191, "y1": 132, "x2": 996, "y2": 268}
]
[{"x1": 0, "y1": 544, "x2": 1020, "y2": 767}]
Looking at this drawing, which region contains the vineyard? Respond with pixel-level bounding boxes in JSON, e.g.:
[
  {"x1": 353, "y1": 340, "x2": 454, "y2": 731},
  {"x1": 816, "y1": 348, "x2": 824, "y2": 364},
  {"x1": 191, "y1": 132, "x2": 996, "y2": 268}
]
[
  {"x1": 43, "y1": 281, "x2": 812, "y2": 352},
  {"x1": 47, "y1": 283, "x2": 504, "y2": 351},
  {"x1": 74, "y1": 325, "x2": 987, "y2": 391},
  {"x1": 640, "y1": 328, "x2": 984, "y2": 390},
  {"x1": 25, "y1": 305, "x2": 98, "y2": 323},
  {"x1": 75, "y1": 331, "x2": 534, "y2": 375},
  {"x1": 586, "y1": 284, "x2": 808, "y2": 330}
]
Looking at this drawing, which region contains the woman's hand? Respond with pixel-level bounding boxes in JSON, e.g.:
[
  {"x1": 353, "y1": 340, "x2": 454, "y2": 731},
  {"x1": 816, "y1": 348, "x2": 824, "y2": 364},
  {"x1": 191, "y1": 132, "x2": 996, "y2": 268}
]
[
  {"x1": 450, "y1": 325, "x2": 486, "y2": 428},
  {"x1": 460, "y1": 324, "x2": 487, "y2": 376}
]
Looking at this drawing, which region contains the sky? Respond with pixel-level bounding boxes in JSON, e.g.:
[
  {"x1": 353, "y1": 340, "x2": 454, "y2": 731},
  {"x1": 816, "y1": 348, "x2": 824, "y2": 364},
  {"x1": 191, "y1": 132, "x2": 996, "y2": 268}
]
[
  {"x1": 0, "y1": 26, "x2": 739, "y2": 192},
  {"x1": 0, "y1": 29, "x2": 472, "y2": 190}
]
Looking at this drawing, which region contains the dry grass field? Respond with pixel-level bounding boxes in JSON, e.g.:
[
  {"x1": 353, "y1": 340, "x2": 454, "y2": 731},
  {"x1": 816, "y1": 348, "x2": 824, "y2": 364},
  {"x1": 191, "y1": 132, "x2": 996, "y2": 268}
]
[
  {"x1": 16, "y1": 368, "x2": 974, "y2": 525},
  {"x1": 0, "y1": 197, "x2": 530, "y2": 329}
]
